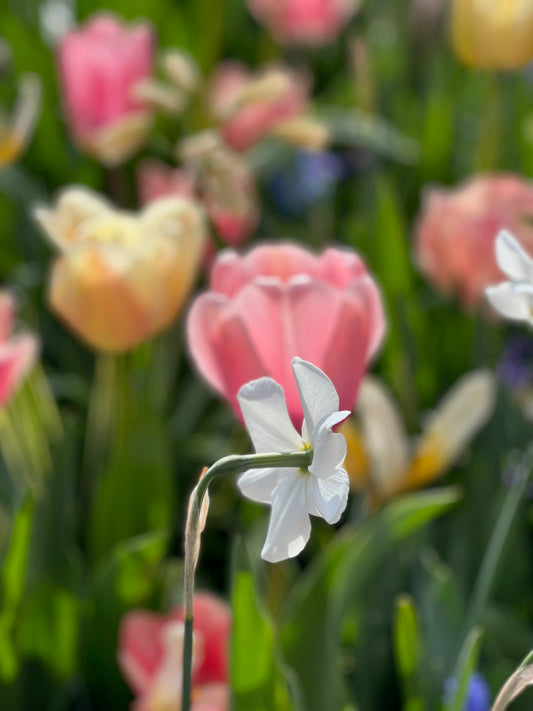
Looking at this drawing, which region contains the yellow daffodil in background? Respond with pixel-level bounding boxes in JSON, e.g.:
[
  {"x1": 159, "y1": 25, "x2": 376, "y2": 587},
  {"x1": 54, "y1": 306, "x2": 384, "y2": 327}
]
[
  {"x1": 0, "y1": 73, "x2": 41, "y2": 167},
  {"x1": 451, "y1": 0, "x2": 533, "y2": 70},
  {"x1": 341, "y1": 371, "x2": 496, "y2": 508},
  {"x1": 34, "y1": 187, "x2": 206, "y2": 352}
]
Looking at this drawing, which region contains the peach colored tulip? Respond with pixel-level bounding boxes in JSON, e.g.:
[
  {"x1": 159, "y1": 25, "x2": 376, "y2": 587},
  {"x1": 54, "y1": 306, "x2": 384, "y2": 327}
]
[
  {"x1": 34, "y1": 187, "x2": 205, "y2": 352},
  {"x1": 0, "y1": 292, "x2": 39, "y2": 406},
  {"x1": 58, "y1": 13, "x2": 153, "y2": 166},
  {"x1": 246, "y1": 0, "x2": 361, "y2": 45},
  {"x1": 452, "y1": 0, "x2": 533, "y2": 70},
  {"x1": 415, "y1": 174, "x2": 533, "y2": 308},
  {"x1": 210, "y1": 62, "x2": 309, "y2": 152},
  {"x1": 118, "y1": 592, "x2": 230, "y2": 711},
  {"x1": 187, "y1": 243, "x2": 385, "y2": 427}
]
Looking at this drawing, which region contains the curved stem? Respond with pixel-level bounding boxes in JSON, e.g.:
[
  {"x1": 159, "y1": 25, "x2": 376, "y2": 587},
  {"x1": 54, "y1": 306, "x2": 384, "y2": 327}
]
[{"x1": 181, "y1": 449, "x2": 313, "y2": 711}]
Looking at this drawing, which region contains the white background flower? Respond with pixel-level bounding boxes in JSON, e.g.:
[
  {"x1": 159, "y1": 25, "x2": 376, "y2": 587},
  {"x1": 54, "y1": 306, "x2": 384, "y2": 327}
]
[
  {"x1": 237, "y1": 357, "x2": 350, "y2": 563},
  {"x1": 486, "y1": 230, "x2": 533, "y2": 322}
]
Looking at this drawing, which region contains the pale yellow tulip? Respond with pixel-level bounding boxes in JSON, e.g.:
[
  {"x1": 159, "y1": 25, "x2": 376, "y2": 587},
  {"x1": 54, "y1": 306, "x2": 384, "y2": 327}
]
[
  {"x1": 452, "y1": 0, "x2": 533, "y2": 70},
  {"x1": 34, "y1": 188, "x2": 206, "y2": 352}
]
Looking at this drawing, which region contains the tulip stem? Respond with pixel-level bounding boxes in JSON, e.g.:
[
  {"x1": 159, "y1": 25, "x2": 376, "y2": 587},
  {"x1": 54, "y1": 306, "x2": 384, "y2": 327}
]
[{"x1": 181, "y1": 449, "x2": 313, "y2": 711}]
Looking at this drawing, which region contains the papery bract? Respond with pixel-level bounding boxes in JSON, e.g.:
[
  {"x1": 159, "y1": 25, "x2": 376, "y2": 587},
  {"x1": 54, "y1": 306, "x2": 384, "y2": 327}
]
[
  {"x1": 118, "y1": 592, "x2": 230, "y2": 711},
  {"x1": 452, "y1": 0, "x2": 533, "y2": 70},
  {"x1": 246, "y1": 0, "x2": 361, "y2": 46},
  {"x1": 210, "y1": 62, "x2": 309, "y2": 151},
  {"x1": 34, "y1": 187, "x2": 205, "y2": 352},
  {"x1": 58, "y1": 13, "x2": 153, "y2": 165},
  {"x1": 187, "y1": 242, "x2": 385, "y2": 427},
  {"x1": 415, "y1": 174, "x2": 533, "y2": 308},
  {"x1": 238, "y1": 357, "x2": 350, "y2": 562},
  {"x1": 0, "y1": 292, "x2": 39, "y2": 407}
]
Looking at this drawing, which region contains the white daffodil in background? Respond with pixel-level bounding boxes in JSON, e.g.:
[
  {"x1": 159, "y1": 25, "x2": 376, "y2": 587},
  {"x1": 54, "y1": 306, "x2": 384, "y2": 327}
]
[
  {"x1": 486, "y1": 229, "x2": 533, "y2": 323},
  {"x1": 237, "y1": 357, "x2": 350, "y2": 563},
  {"x1": 340, "y1": 372, "x2": 496, "y2": 508}
]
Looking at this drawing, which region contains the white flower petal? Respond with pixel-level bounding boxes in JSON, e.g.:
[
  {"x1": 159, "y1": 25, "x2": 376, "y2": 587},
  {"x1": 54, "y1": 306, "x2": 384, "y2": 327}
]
[
  {"x1": 306, "y1": 469, "x2": 349, "y2": 524},
  {"x1": 238, "y1": 377, "x2": 303, "y2": 453},
  {"x1": 308, "y1": 411, "x2": 350, "y2": 478},
  {"x1": 356, "y1": 376, "x2": 410, "y2": 499},
  {"x1": 415, "y1": 369, "x2": 496, "y2": 475},
  {"x1": 486, "y1": 281, "x2": 533, "y2": 322},
  {"x1": 495, "y1": 230, "x2": 533, "y2": 282},
  {"x1": 261, "y1": 474, "x2": 311, "y2": 563},
  {"x1": 237, "y1": 466, "x2": 286, "y2": 504},
  {"x1": 292, "y1": 357, "x2": 340, "y2": 437}
]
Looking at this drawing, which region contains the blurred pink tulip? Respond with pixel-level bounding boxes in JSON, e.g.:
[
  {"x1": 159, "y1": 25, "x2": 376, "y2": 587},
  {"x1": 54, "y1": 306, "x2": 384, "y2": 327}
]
[
  {"x1": 246, "y1": 0, "x2": 361, "y2": 45},
  {"x1": 210, "y1": 62, "x2": 309, "y2": 151},
  {"x1": 58, "y1": 13, "x2": 154, "y2": 165},
  {"x1": 0, "y1": 292, "x2": 38, "y2": 407},
  {"x1": 415, "y1": 174, "x2": 533, "y2": 308},
  {"x1": 187, "y1": 244, "x2": 385, "y2": 427},
  {"x1": 137, "y1": 157, "x2": 258, "y2": 247},
  {"x1": 118, "y1": 592, "x2": 230, "y2": 711}
]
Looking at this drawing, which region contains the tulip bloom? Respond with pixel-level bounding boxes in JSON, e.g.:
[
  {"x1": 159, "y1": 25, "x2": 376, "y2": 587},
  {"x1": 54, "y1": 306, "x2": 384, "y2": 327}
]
[
  {"x1": 341, "y1": 371, "x2": 495, "y2": 507},
  {"x1": 118, "y1": 592, "x2": 230, "y2": 711},
  {"x1": 246, "y1": 0, "x2": 361, "y2": 45},
  {"x1": 210, "y1": 62, "x2": 311, "y2": 152},
  {"x1": 58, "y1": 13, "x2": 153, "y2": 166},
  {"x1": 0, "y1": 293, "x2": 39, "y2": 407},
  {"x1": 415, "y1": 174, "x2": 533, "y2": 308},
  {"x1": 451, "y1": 0, "x2": 533, "y2": 70},
  {"x1": 187, "y1": 243, "x2": 385, "y2": 427},
  {"x1": 34, "y1": 187, "x2": 205, "y2": 352},
  {"x1": 0, "y1": 74, "x2": 41, "y2": 168},
  {"x1": 137, "y1": 153, "x2": 258, "y2": 247}
]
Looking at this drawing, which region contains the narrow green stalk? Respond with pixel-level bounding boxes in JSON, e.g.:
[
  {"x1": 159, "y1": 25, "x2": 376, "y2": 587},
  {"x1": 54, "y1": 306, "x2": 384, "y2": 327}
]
[
  {"x1": 461, "y1": 448, "x2": 532, "y2": 642},
  {"x1": 181, "y1": 449, "x2": 313, "y2": 711}
]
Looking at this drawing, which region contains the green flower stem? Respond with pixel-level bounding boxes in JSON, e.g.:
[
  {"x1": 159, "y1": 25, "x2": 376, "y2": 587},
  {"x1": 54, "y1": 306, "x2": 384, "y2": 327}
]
[
  {"x1": 460, "y1": 448, "x2": 532, "y2": 644},
  {"x1": 181, "y1": 449, "x2": 313, "y2": 711}
]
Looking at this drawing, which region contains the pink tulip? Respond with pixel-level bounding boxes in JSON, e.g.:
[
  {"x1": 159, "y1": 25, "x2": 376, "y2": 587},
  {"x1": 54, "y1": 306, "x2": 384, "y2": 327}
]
[
  {"x1": 210, "y1": 62, "x2": 309, "y2": 152},
  {"x1": 187, "y1": 244, "x2": 385, "y2": 427},
  {"x1": 118, "y1": 593, "x2": 231, "y2": 711},
  {"x1": 0, "y1": 293, "x2": 39, "y2": 407},
  {"x1": 137, "y1": 157, "x2": 258, "y2": 247},
  {"x1": 137, "y1": 160, "x2": 197, "y2": 205},
  {"x1": 415, "y1": 174, "x2": 533, "y2": 308},
  {"x1": 58, "y1": 13, "x2": 153, "y2": 165},
  {"x1": 246, "y1": 0, "x2": 361, "y2": 45}
]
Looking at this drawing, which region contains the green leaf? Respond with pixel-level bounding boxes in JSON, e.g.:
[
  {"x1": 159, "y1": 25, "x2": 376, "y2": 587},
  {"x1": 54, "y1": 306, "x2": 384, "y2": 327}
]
[
  {"x1": 231, "y1": 541, "x2": 294, "y2": 711},
  {"x1": 443, "y1": 627, "x2": 484, "y2": 711},
  {"x1": 282, "y1": 487, "x2": 461, "y2": 711},
  {"x1": 394, "y1": 595, "x2": 424, "y2": 711}
]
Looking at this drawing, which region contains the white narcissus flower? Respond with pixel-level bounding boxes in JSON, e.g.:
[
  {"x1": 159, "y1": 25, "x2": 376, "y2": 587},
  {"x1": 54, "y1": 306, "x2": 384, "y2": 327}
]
[
  {"x1": 486, "y1": 230, "x2": 533, "y2": 322},
  {"x1": 237, "y1": 357, "x2": 350, "y2": 563}
]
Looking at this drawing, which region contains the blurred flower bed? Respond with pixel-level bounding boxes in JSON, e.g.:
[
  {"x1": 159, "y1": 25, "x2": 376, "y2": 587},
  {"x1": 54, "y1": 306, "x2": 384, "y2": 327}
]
[{"x1": 2, "y1": 0, "x2": 533, "y2": 709}]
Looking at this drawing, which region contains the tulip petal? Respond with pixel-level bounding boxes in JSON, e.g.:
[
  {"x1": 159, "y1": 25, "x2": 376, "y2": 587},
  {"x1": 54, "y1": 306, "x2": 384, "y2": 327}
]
[
  {"x1": 306, "y1": 469, "x2": 349, "y2": 524},
  {"x1": 0, "y1": 335, "x2": 39, "y2": 407},
  {"x1": 118, "y1": 611, "x2": 167, "y2": 695},
  {"x1": 495, "y1": 229, "x2": 533, "y2": 281},
  {"x1": 486, "y1": 281, "x2": 533, "y2": 322},
  {"x1": 0, "y1": 293, "x2": 15, "y2": 345},
  {"x1": 261, "y1": 473, "x2": 311, "y2": 563},
  {"x1": 187, "y1": 295, "x2": 267, "y2": 415},
  {"x1": 238, "y1": 376, "x2": 303, "y2": 453}
]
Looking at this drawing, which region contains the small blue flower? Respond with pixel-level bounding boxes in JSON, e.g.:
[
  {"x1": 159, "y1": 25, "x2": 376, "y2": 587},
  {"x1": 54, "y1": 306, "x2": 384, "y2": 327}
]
[
  {"x1": 443, "y1": 672, "x2": 491, "y2": 711},
  {"x1": 268, "y1": 150, "x2": 344, "y2": 218},
  {"x1": 497, "y1": 336, "x2": 533, "y2": 391}
]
